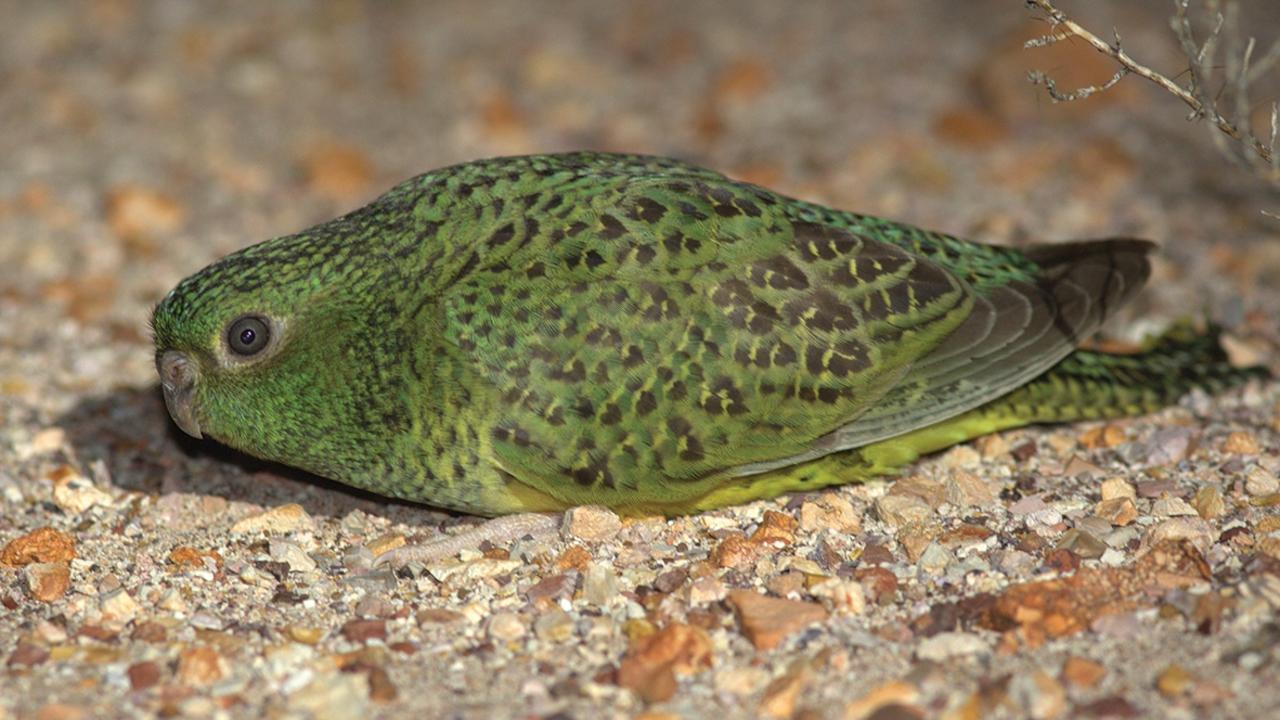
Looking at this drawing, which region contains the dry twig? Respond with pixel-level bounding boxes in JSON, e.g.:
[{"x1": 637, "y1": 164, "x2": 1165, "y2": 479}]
[{"x1": 1025, "y1": 0, "x2": 1278, "y2": 183}]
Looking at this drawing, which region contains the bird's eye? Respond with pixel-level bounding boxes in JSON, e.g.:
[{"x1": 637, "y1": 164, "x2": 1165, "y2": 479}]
[{"x1": 227, "y1": 316, "x2": 271, "y2": 356}]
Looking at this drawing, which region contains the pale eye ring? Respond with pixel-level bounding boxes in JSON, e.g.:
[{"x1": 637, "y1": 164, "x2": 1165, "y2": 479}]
[{"x1": 227, "y1": 316, "x2": 270, "y2": 356}]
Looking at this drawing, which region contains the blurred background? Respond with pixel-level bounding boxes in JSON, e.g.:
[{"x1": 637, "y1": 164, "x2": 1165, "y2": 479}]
[{"x1": 1, "y1": 0, "x2": 1277, "y2": 405}]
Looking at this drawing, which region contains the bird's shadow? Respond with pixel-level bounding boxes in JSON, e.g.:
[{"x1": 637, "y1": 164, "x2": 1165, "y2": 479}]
[{"x1": 54, "y1": 385, "x2": 458, "y2": 527}]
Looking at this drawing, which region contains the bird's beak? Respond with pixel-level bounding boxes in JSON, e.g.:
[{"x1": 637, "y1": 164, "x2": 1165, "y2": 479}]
[{"x1": 158, "y1": 350, "x2": 203, "y2": 439}]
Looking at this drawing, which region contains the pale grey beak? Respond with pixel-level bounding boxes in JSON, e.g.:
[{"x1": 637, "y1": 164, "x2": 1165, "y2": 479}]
[{"x1": 158, "y1": 350, "x2": 202, "y2": 439}]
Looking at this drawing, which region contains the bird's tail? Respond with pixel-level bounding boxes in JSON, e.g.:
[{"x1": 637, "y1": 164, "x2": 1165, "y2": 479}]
[
  {"x1": 852, "y1": 321, "x2": 1270, "y2": 471},
  {"x1": 688, "y1": 324, "x2": 1269, "y2": 510}
]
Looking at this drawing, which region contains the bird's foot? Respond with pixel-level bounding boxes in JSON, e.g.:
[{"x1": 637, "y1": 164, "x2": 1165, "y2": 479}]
[{"x1": 372, "y1": 512, "x2": 561, "y2": 570}]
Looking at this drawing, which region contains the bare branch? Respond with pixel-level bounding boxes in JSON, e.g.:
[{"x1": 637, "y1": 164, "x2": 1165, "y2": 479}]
[{"x1": 1024, "y1": 0, "x2": 1276, "y2": 175}]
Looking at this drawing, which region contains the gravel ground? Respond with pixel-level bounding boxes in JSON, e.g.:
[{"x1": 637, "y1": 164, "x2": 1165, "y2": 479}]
[{"x1": 2, "y1": 2, "x2": 1279, "y2": 719}]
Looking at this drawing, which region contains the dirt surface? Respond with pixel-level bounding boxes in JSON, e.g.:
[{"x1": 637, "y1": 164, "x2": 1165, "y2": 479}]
[{"x1": 2, "y1": 2, "x2": 1279, "y2": 719}]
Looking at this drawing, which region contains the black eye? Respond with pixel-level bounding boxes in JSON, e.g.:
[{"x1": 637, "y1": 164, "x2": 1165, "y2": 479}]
[{"x1": 227, "y1": 316, "x2": 270, "y2": 356}]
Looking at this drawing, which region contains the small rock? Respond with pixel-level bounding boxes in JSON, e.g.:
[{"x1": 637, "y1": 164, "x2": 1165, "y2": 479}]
[
  {"x1": 1060, "y1": 655, "x2": 1106, "y2": 689},
  {"x1": 341, "y1": 619, "x2": 387, "y2": 644},
  {"x1": 758, "y1": 667, "x2": 808, "y2": 719},
  {"x1": 1, "y1": 527, "x2": 75, "y2": 566},
  {"x1": 562, "y1": 505, "x2": 622, "y2": 542},
  {"x1": 24, "y1": 562, "x2": 70, "y2": 602},
  {"x1": 842, "y1": 680, "x2": 921, "y2": 720},
  {"x1": 946, "y1": 471, "x2": 995, "y2": 506},
  {"x1": 583, "y1": 562, "x2": 618, "y2": 607},
  {"x1": 875, "y1": 494, "x2": 932, "y2": 527},
  {"x1": 230, "y1": 503, "x2": 314, "y2": 534},
  {"x1": 127, "y1": 661, "x2": 163, "y2": 691},
  {"x1": 289, "y1": 670, "x2": 371, "y2": 720},
  {"x1": 269, "y1": 540, "x2": 318, "y2": 573},
  {"x1": 1192, "y1": 486, "x2": 1226, "y2": 519},
  {"x1": 99, "y1": 588, "x2": 141, "y2": 622},
  {"x1": 750, "y1": 510, "x2": 797, "y2": 545},
  {"x1": 714, "y1": 666, "x2": 771, "y2": 696},
  {"x1": 1244, "y1": 466, "x2": 1279, "y2": 496},
  {"x1": 177, "y1": 647, "x2": 225, "y2": 686},
  {"x1": 366, "y1": 533, "x2": 405, "y2": 557},
  {"x1": 1075, "y1": 515, "x2": 1113, "y2": 538},
  {"x1": 1095, "y1": 497, "x2": 1137, "y2": 526},
  {"x1": 1144, "y1": 518, "x2": 1215, "y2": 553},
  {"x1": 897, "y1": 521, "x2": 941, "y2": 563},
  {"x1": 287, "y1": 626, "x2": 324, "y2": 645},
  {"x1": 1009, "y1": 494, "x2": 1048, "y2": 515},
  {"x1": 416, "y1": 608, "x2": 465, "y2": 625},
  {"x1": 1221, "y1": 431, "x2": 1260, "y2": 455},
  {"x1": 1100, "y1": 477, "x2": 1137, "y2": 501},
  {"x1": 1151, "y1": 497, "x2": 1198, "y2": 517},
  {"x1": 727, "y1": 590, "x2": 827, "y2": 651},
  {"x1": 1156, "y1": 664, "x2": 1193, "y2": 697},
  {"x1": 523, "y1": 574, "x2": 574, "y2": 603},
  {"x1": 7, "y1": 642, "x2": 49, "y2": 668},
  {"x1": 809, "y1": 577, "x2": 867, "y2": 615},
  {"x1": 487, "y1": 612, "x2": 527, "y2": 642},
  {"x1": 890, "y1": 476, "x2": 947, "y2": 508},
  {"x1": 688, "y1": 576, "x2": 728, "y2": 605},
  {"x1": 917, "y1": 543, "x2": 953, "y2": 575},
  {"x1": 940, "y1": 445, "x2": 981, "y2": 469},
  {"x1": 1140, "y1": 427, "x2": 1196, "y2": 467},
  {"x1": 27, "y1": 427, "x2": 68, "y2": 456},
  {"x1": 49, "y1": 467, "x2": 113, "y2": 514},
  {"x1": 1010, "y1": 670, "x2": 1067, "y2": 720},
  {"x1": 616, "y1": 623, "x2": 712, "y2": 703},
  {"x1": 916, "y1": 632, "x2": 989, "y2": 661},
  {"x1": 533, "y1": 608, "x2": 575, "y2": 642},
  {"x1": 711, "y1": 533, "x2": 759, "y2": 569},
  {"x1": 798, "y1": 493, "x2": 862, "y2": 533},
  {"x1": 1056, "y1": 530, "x2": 1107, "y2": 560}
]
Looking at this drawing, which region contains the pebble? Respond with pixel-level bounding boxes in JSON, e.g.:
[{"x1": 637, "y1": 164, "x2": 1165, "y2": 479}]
[
  {"x1": 230, "y1": 503, "x2": 314, "y2": 534},
  {"x1": 916, "y1": 631, "x2": 988, "y2": 661},
  {"x1": 99, "y1": 588, "x2": 141, "y2": 622},
  {"x1": 875, "y1": 494, "x2": 932, "y2": 527},
  {"x1": 1151, "y1": 497, "x2": 1198, "y2": 517},
  {"x1": 0, "y1": 527, "x2": 75, "y2": 566},
  {"x1": 688, "y1": 576, "x2": 728, "y2": 605},
  {"x1": 533, "y1": 608, "x2": 575, "y2": 642},
  {"x1": 562, "y1": 505, "x2": 622, "y2": 542},
  {"x1": 177, "y1": 646, "x2": 225, "y2": 686},
  {"x1": 24, "y1": 562, "x2": 70, "y2": 602},
  {"x1": 1144, "y1": 518, "x2": 1215, "y2": 553},
  {"x1": 1075, "y1": 515, "x2": 1113, "y2": 537},
  {"x1": 714, "y1": 666, "x2": 771, "y2": 696},
  {"x1": 49, "y1": 468, "x2": 113, "y2": 514},
  {"x1": 809, "y1": 577, "x2": 867, "y2": 615},
  {"x1": 1221, "y1": 431, "x2": 1260, "y2": 455},
  {"x1": 487, "y1": 612, "x2": 527, "y2": 642},
  {"x1": 726, "y1": 590, "x2": 827, "y2": 651},
  {"x1": 1061, "y1": 656, "x2": 1106, "y2": 688},
  {"x1": 1139, "y1": 427, "x2": 1196, "y2": 467},
  {"x1": 946, "y1": 471, "x2": 995, "y2": 506},
  {"x1": 1056, "y1": 530, "x2": 1107, "y2": 559},
  {"x1": 1244, "y1": 466, "x2": 1279, "y2": 496},
  {"x1": 842, "y1": 680, "x2": 921, "y2": 720},
  {"x1": 798, "y1": 493, "x2": 862, "y2": 533},
  {"x1": 270, "y1": 540, "x2": 318, "y2": 573},
  {"x1": 916, "y1": 543, "x2": 953, "y2": 575},
  {"x1": 758, "y1": 666, "x2": 807, "y2": 719},
  {"x1": 127, "y1": 661, "x2": 163, "y2": 691},
  {"x1": 750, "y1": 510, "x2": 798, "y2": 545},
  {"x1": 1156, "y1": 664, "x2": 1193, "y2": 697},
  {"x1": 1100, "y1": 477, "x2": 1137, "y2": 501},
  {"x1": 1094, "y1": 497, "x2": 1137, "y2": 526},
  {"x1": 341, "y1": 619, "x2": 387, "y2": 644},
  {"x1": 1010, "y1": 670, "x2": 1067, "y2": 720},
  {"x1": 288, "y1": 671, "x2": 371, "y2": 720},
  {"x1": 583, "y1": 561, "x2": 616, "y2": 604},
  {"x1": 1009, "y1": 494, "x2": 1048, "y2": 515},
  {"x1": 1192, "y1": 486, "x2": 1226, "y2": 519}
]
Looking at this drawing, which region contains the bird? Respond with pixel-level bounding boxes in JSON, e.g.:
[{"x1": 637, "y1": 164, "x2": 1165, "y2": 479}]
[{"x1": 151, "y1": 152, "x2": 1266, "y2": 564}]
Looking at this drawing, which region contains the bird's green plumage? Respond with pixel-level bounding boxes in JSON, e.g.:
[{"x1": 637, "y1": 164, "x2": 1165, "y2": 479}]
[{"x1": 151, "y1": 152, "x2": 1267, "y2": 516}]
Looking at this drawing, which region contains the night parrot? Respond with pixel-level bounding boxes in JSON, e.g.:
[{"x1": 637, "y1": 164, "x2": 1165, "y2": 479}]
[{"x1": 152, "y1": 153, "x2": 1266, "y2": 530}]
